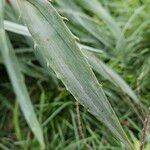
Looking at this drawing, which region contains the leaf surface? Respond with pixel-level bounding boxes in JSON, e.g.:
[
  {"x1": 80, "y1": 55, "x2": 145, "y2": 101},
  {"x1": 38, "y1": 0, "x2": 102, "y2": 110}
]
[{"x1": 17, "y1": 0, "x2": 133, "y2": 149}]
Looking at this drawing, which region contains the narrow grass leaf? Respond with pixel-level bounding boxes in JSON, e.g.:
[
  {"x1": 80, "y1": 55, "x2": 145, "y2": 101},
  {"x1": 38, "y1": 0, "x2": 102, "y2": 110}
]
[
  {"x1": 17, "y1": 0, "x2": 133, "y2": 149},
  {"x1": 0, "y1": 0, "x2": 45, "y2": 148},
  {"x1": 4, "y1": 20, "x2": 30, "y2": 36}
]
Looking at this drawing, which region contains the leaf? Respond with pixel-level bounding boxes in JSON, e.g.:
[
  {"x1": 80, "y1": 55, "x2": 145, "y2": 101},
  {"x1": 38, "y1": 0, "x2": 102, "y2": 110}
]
[
  {"x1": 4, "y1": 20, "x2": 31, "y2": 36},
  {"x1": 0, "y1": 0, "x2": 45, "y2": 148},
  {"x1": 17, "y1": 0, "x2": 133, "y2": 149}
]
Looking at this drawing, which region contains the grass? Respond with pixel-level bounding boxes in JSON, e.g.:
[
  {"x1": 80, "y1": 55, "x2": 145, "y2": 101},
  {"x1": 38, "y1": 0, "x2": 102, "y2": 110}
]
[{"x1": 0, "y1": 0, "x2": 150, "y2": 149}]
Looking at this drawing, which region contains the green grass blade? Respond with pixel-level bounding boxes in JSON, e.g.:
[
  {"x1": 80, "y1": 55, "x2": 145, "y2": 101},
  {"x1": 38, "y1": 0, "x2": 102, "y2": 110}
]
[
  {"x1": 0, "y1": 0, "x2": 45, "y2": 148},
  {"x1": 4, "y1": 20, "x2": 30, "y2": 36},
  {"x1": 122, "y1": 6, "x2": 144, "y2": 34},
  {"x1": 17, "y1": 0, "x2": 134, "y2": 149}
]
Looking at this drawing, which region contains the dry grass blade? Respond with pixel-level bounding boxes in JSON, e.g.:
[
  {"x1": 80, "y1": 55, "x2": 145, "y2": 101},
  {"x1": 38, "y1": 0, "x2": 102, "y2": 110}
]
[
  {"x1": 140, "y1": 108, "x2": 150, "y2": 150},
  {"x1": 17, "y1": 0, "x2": 134, "y2": 149}
]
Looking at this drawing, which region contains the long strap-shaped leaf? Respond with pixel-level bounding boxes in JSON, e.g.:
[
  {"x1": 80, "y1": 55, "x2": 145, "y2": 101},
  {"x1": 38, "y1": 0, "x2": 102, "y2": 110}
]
[
  {"x1": 0, "y1": 0, "x2": 44, "y2": 148},
  {"x1": 17, "y1": 0, "x2": 133, "y2": 149}
]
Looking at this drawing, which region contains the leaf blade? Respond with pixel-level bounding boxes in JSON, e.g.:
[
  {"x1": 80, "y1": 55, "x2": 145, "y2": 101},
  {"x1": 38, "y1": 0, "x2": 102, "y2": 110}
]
[
  {"x1": 0, "y1": 0, "x2": 45, "y2": 148},
  {"x1": 17, "y1": 0, "x2": 133, "y2": 149}
]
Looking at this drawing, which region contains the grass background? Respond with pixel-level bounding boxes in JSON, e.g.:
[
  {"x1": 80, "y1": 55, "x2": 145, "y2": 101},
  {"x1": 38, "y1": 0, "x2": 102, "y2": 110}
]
[{"x1": 0, "y1": 0, "x2": 150, "y2": 149}]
